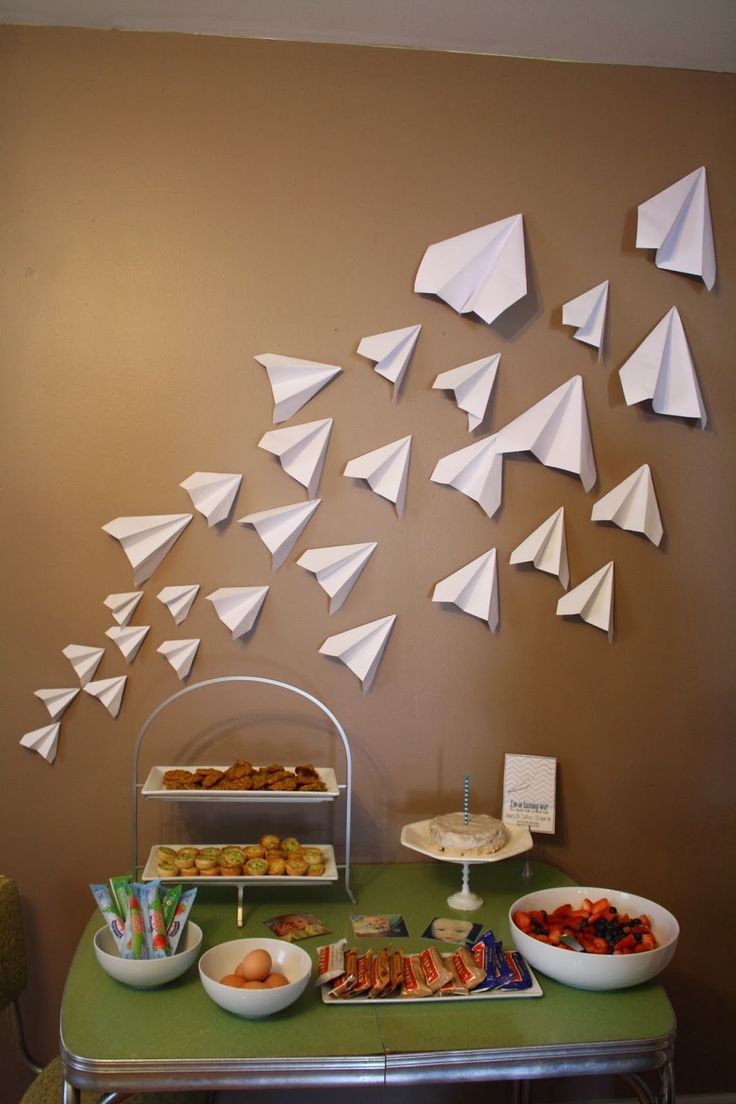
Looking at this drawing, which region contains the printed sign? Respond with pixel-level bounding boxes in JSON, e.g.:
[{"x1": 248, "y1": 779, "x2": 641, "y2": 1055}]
[{"x1": 502, "y1": 753, "x2": 557, "y2": 834}]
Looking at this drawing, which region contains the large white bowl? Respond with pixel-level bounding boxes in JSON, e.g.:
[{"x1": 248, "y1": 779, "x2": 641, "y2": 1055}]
[
  {"x1": 198, "y1": 937, "x2": 312, "y2": 1018},
  {"x1": 509, "y1": 886, "x2": 678, "y2": 991},
  {"x1": 93, "y1": 922, "x2": 203, "y2": 989}
]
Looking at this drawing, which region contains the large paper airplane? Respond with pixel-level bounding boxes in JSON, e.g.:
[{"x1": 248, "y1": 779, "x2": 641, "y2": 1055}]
[
  {"x1": 509, "y1": 507, "x2": 569, "y2": 590},
  {"x1": 433, "y1": 355, "x2": 500, "y2": 432},
  {"x1": 105, "y1": 625, "x2": 150, "y2": 663},
  {"x1": 414, "y1": 214, "x2": 527, "y2": 325},
  {"x1": 592, "y1": 464, "x2": 663, "y2": 546},
  {"x1": 157, "y1": 584, "x2": 200, "y2": 625},
  {"x1": 618, "y1": 307, "x2": 706, "y2": 427},
  {"x1": 103, "y1": 591, "x2": 143, "y2": 627},
  {"x1": 206, "y1": 586, "x2": 269, "y2": 639},
  {"x1": 432, "y1": 549, "x2": 499, "y2": 631},
  {"x1": 239, "y1": 499, "x2": 321, "y2": 569},
  {"x1": 297, "y1": 542, "x2": 377, "y2": 613},
  {"x1": 20, "y1": 723, "x2": 60, "y2": 764},
  {"x1": 258, "y1": 418, "x2": 333, "y2": 498},
  {"x1": 344, "y1": 436, "x2": 412, "y2": 516},
  {"x1": 255, "y1": 353, "x2": 342, "y2": 424},
  {"x1": 430, "y1": 435, "x2": 503, "y2": 518},
  {"x1": 319, "y1": 614, "x2": 396, "y2": 690},
  {"x1": 636, "y1": 166, "x2": 716, "y2": 290},
  {"x1": 180, "y1": 472, "x2": 242, "y2": 526},
  {"x1": 495, "y1": 375, "x2": 596, "y2": 492},
  {"x1": 556, "y1": 562, "x2": 614, "y2": 640},
  {"x1": 102, "y1": 514, "x2": 192, "y2": 585},
  {"x1": 62, "y1": 644, "x2": 104, "y2": 686},
  {"x1": 357, "y1": 324, "x2": 421, "y2": 396},
  {"x1": 562, "y1": 281, "x2": 609, "y2": 350},
  {"x1": 83, "y1": 675, "x2": 127, "y2": 718},
  {"x1": 157, "y1": 638, "x2": 200, "y2": 680},
  {"x1": 33, "y1": 688, "x2": 80, "y2": 721}
]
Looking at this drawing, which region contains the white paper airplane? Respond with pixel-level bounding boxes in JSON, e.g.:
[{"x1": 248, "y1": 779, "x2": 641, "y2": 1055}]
[
  {"x1": 433, "y1": 354, "x2": 500, "y2": 431},
  {"x1": 430, "y1": 435, "x2": 503, "y2": 518},
  {"x1": 495, "y1": 375, "x2": 597, "y2": 492},
  {"x1": 509, "y1": 507, "x2": 569, "y2": 590},
  {"x1": 255, "y1": 353, "x2": 342, "y2": 424},
  {"x1": 432, "y1": 549, "x2": 499, "y2": 631},
  {"x1": 414, "y1": 214, "x2": 527, "y2": 325},
  {"x1": 33, "y1": 687, "x2": 80, "y2": 721},
  {"x1": 562, "y1": 281, "x2": 609, "y2": 350},
  {"x1": 157, "y1": 639, "x2": 200, "y2": 680},
  {"x1": 258, "y1": 418, "x2": 333, "y2": 498},
  {"x1": 297, "y1": 542, "x2": 377, "y2": 613},
  {"x1": 636, "y1": 166, "x2": 716, "y2": 290},
  {"x1": 83, "y1": 675, "x2": 127, "y2": 718},
  {"x1": 62, "y1": 644, "x2": 105, "y2": 686},
  {"x1": 20, "y1": 723, "x2": 60, "y2": 764},
  {"x1": 180, "y1": 472, "x2": 242, "y2": 526},
  {"x1": 556, "y1": 562, "x2": 614, "y2": 640},
  {"x1": 319, "y1": 614, "x2": 396, "y2": 690},
  {"x1": 103, "y1": 591, "x2": 143, "y2": 627},
  {"x1": 618, "y1": 307, "x2": 706, "y2": 428},
  {"x1": 157, "y1": 584, "x2": 200, "y2": 625},
  {"x1": 206, "y1": 586, "x2": 269, "y2": 639},
  {"x1": 102, "y1": 514, "x2": 192, "y2": 585},
  {"x1": 592, "y1": 464, "x2": 663, "y2": 546},
  {"x1": 343, "y1": 436, "x2": 412, "y2": 516},
  {"x1": 239, "y1": 499, "x2": 321, "y2": 569},
  {"x1": 105, "y1": 624, "x2": 150, "y2": 663},
  {"x1": 357, "y1": 324, "x2": 421, "y2": 396}
]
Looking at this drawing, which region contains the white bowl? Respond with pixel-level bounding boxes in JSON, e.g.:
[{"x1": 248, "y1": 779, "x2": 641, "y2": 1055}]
[
  {"x1": 93, "y1": 922, "x2": 203, "y2": 989},
  {"x1": 198, "y1": 937, "x2": 312, "y2": 1018},
  {"x1": 509, "y1": 886, "x2": 678, "y2": 991}
]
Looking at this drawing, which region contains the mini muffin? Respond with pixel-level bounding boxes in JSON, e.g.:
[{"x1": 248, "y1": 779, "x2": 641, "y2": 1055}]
[
  {"x1": 301, "y1": 847, "x2": 323, "y2": 866},
  {"x1": 157, "y1": 860, "x2": 177, "y2": 878},
  {"x1": 178, "y1": 866, "x2": 199, "y2": 877},
  {"x1": 260, "y1": 833, "x2": 280, "y2": 851},
  {"x1": 281, "y1": 837, "x2": 301, "y2": 853},
  {"x1": 174, "y1": 846, "x2": 198, "y2": 870},
  {"x1": 219, "y1": 864, "x2": 242, "y2": 876},
  {"x1": 157, "y1": 845, "x2": 177, "y2": 864},
  {"x1": 306, "y1": 863, "x2": 325, "y2": 877},
  {"x1": 244, "y1": 858, "x2": 269, "y2": 877},
  {"x1": 285, "y1": 857, "x2": 308, "y2": 877},
  {"x1": 219, "y1": 846, "x2": 246, "y2": 868},
  {"x1": 244, "y1": 844, "x2": 265, "y2": 860},
  {"x1": 266, "y1": 856, "x2": 287, "y2": 876},
  {"x1": 195, "y1": 847, "x2": 221, "y2": 871}
]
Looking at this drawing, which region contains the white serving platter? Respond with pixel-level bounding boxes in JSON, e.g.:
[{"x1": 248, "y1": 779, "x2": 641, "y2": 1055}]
[
  {"x1": 142, "y1": 843, "x2": 338, "y2": 885},
  {"x1": 321, "y1": 968, "x2": 543, "y2": 1004},
  {"x1": 400, "y1": 820, "x2": 533, "y2": 865},
  {"x1": 141, "y1": 765, "x2": 339, "y2": 802}
]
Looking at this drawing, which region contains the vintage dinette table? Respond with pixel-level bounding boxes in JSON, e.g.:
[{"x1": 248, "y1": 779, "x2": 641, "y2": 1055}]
[{"x1": 60, "y1": 860, "x2": 676, "y2": 1103}]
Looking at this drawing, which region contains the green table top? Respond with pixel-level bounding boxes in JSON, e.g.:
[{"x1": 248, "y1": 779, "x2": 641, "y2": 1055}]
[{"x1": 61, "y1": 861, "x2": 675, "y2": 1091}]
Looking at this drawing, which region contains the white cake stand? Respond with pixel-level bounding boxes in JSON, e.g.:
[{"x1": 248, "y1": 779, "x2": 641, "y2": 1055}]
[{"x1": 400, "y1": 820, "x2": 533, "y2": 912}]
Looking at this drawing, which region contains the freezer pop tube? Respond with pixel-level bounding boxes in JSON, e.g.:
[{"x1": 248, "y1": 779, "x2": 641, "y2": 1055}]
[{"x1": 90, "y1": 884, "x2": 126, "y2": 953}]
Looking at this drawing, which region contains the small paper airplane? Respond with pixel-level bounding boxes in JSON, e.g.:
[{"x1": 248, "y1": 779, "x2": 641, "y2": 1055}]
[
  {"x1": 239, "y1": 499, "x2": 321, "y2": 569},
  {"x1": 157, "y1": 584, "x2": 200, "y2": 625},
  {"x1": 618, "y1": 307, "x2": 706, "y2": 428},
  {"x1": 206, "y1": 586, "x2": 269, "y2": 639},
  {"x1": 430, "y1": 435, "x2": 503, "y2": 519},
  {"x1": 258, "y1": 418, "x2": 333, "y2": 498},
  {"x1": 344, "y1": 436, "x2": 412, "y2": 516},
  {"x1": 414, "y1": 214, "x2": 527, "y2": 325},
  {"x1": 562, "y1": 281, "x2": 609, "y2": 350},
  {"x1": 636, "y1": 166, "x2": 716, "y2": 290},
  {"x1": 180, "y1": 472, "x2": 242, "y2": 526},
  {"x1": 102, "y1": 514, "x2": 192, "y2": 585},
  {"x1": 319, "y1": 614, "x2": 396, "y2": 691},
  {"x1": 556, "y1": 562, "x2": 614, "y2": 640},
  {"x1": 357, "y1": 324, "x2": 421, "y2": 396},
  {"x1": 592, "y1": 464, "x2": 663, "y2": 546},
  {"x1": 157, "y1": 639, "x2": 200, "y2": 680},
  {"x1": 432, "y1": 549, "x2": 499, "y2": 631},
  {"x1": 297, "y1": 542, "x2": 378, "y2": 613},
  {"x1": 103, "y1": 591, "x2": 143, "y2": 627},
  {"x1": 509, "y1": 507, "x2": 569, "y2": 590},
  {"x1": 496, "y1": 375, "x2": 596, "y2": 492},
  {"x1": 433, "y1": 354, "x2": 500, "y2": 431},
  {"x1": 83, "y1": 675, "x2": 127, "y2": 718},
  {"x1": 105, "y1": 625, "x2": 150, "y2": 663},
  {"x1": 20, "y1": 723, "x2": 60, "y2": 764},
  {"x1": 255, "y1": 353, "x2": 342, "y2": 424},
  {"x1": 33, "y1": 687, "x2": 80, "y2": 721},
  {"x1": 62, "y1": 644, "x2": 105, "y2": 686}
]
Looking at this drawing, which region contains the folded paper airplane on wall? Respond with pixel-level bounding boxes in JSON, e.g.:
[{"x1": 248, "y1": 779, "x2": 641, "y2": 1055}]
[
  {"x1": 433, "y1": 355, "x2": 500, "y2": 432},
  {"x1": 206, "y1": 586, "x2": 269, "y2": 639},
  {"x1": 157, "y1": 584, "x2": 200, "y2": 625},
  {"x1": 103, "y1": 591, "x2": 143, "y2": 627},
  {"x1": 636, "y1": 166, "x2": 716, "y2": 290},
  {"x1": 344, "y1": 436, "x2": 412, "y2": 516},
  {"x1": 102, "y1": 514, "x2": 192, "y2": 585},
  {"x1": 83, "y1": 675, "x2": 127, "y2": 718},
  {"x1": 432, "y1": 548, "x2": 499, "y2": 631},
  {"x1": 510, "y1": 507, "x2": 569, "y2": 590},
  {"x1": 20, "y1": 723, "x2": 60, "y2": 764},
  {"x1": 180, "y1": 472, "x2": 242, "y2": 526},
  {"x1": 357, "y1": 324, "x2": 421, "y2": 396},
  {"x1": 562, "y1": 281, "x2": 609, "y2": 350},
  {"x1": 556, "y1": 562, "x2": 614, "y2": 640},
  {"x1": 157, "y1": 639, "x2": 200, "y2": 680},
  {"x1": 105, "y1": 625, "x2": 150, "y2": 664},
  {"x1": 591, "y1": 464, "x2": 663, "y2": 546},
  {"x1": 239, "y1": 499, "x2": 321, "y2": 569},
  {"x1": 618, "y1": 307, "x2": 707, "y2": 427},
  {"x1": 258, "y1": 418, "x2": 333, "y2": 498},
  {"x1": 319, "y1": 614, "x2": 396, "y2": 690},
  {"x1": 431, "y1": 435, "x2": 503, "y2": 518},
  {"x1": 255, "y1": 353, "x2": 342, "y2": 424},
  {"x1": 33, "y1": 688, "x2": 80, "y2": 721},
  {"x1": 297, "y1": 542, "x2": 377, "y2": 613},
  {"x1": 62, "y1": 644, "x2": 105, "y2": 687}
]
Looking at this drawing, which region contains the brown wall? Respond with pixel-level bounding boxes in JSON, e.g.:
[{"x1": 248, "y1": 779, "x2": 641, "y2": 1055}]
[{"x1": 1, "y1": 25, "x2": 734, "y2": 1098}]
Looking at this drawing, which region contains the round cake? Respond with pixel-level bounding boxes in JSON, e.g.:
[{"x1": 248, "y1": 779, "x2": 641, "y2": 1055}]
[{"x1": 429, "y1": 812, "x2": 508, "y2": 856}]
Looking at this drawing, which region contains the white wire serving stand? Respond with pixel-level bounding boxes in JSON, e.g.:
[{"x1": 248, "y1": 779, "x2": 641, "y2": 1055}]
[{"x1": 131, "y1": 675, "x2": 356, "y2": 925}]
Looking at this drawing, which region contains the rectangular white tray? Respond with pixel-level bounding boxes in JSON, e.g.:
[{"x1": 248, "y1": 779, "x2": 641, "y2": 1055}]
[
  {"x1": 141, "y1": 843, "x2": 338, "y2": 885},
  {"x1": 141, "y1": 765, "x2": 339, "y2": 802},
  {"x1": 321, "y1": 967, "x2": 543, "y2": 1004}
]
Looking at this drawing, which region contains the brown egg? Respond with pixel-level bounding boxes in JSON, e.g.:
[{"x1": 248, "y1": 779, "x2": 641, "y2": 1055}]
[
  {"x1": 220, "y1": 973, "x2": 246, "y2": 987},
  {"x1": 263, "y1": 972, "x2": 289, "y2": 988},
  {"x1": 241, "y1": 980, "x2": 266, "y2": 989},
  {"x1": 239, "y1": 948, "x2": 272, "y2": 982}
]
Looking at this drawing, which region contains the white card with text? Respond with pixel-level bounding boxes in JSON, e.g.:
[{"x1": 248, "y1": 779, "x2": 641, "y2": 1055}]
[{"x1": 502, "y1": 754, "x2": 557, "y2": 833}]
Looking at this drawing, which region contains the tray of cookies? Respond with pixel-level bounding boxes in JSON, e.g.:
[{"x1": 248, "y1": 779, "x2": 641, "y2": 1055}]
[
  {"x1": 141, "y1": 761, "x2": 339, "y2": 801},
  {"x1": 141, "y1": 839, "x2": 338, "y2": 885}
]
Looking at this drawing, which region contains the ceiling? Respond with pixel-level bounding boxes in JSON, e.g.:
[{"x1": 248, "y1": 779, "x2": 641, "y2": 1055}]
[{"x1": 1, "y1": 0, "x2": 735, "y2": 73}]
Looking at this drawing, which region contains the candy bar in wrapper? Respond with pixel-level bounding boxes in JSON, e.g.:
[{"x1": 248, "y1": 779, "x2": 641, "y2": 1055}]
[
  {"x1": 90, "y1": 884, "x2": 126, "y2": 953},
  {"x1": 418, "y1": 946, "x2": 452, "y2": 992},
  {"x1": 369, "y1": 948, "x2": 391, "y2": 998},
  {"x1": 498, "y1": 950, "x2": 533, "y2": 990},
  {"x1": 387, "y1": 950, "x2": 404, "y2": 996},
  {"x1": 452, "y1": 945, "x2": 486, "y2": 991},
  {"x1": 166, "y1": 886, "x2": 197, "y2": 954},
  {"x1": 401, "y1": 954, "x2": 432, "y2": 997},
  {"x1": 329, "y1": 946, "x2": 359, "y2": 998},
  {"x1": 350, "y1": 950, "x2": 374, "y2": 996},
  {"x1": 315, "y1": 938, "x2": 348, "y2": 987},
  {"x1": 469, "y1": 930, "x2": 509, "y2": 991},
  {"x1": 439, "y1": 954, "x2": 468, "y2": 996}
]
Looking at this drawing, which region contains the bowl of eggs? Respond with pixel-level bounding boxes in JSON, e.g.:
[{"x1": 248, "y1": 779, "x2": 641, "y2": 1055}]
[
  {"x1": 198, "y1": 937, "x2": 312, "y2": 1017},
  {"x1": 93, "y1": 922, "x2": 203, "y2": 989}
]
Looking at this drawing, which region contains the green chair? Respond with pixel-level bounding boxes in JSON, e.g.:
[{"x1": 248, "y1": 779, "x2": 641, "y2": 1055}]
[{"x1": 1, "y1": 874, "x2": 211, "y2": 1104}]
